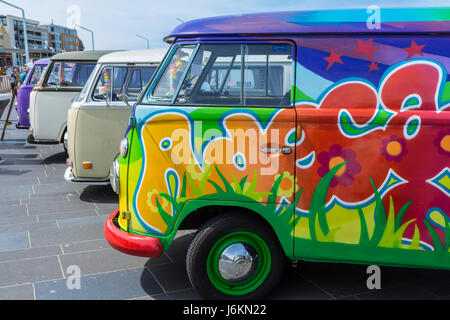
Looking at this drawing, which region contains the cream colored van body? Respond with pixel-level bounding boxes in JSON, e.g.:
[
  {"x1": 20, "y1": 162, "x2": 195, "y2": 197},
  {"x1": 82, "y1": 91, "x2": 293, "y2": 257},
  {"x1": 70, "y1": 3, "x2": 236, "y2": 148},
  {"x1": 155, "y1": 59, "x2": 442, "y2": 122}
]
[
  {"x1": 65, "y1": 49, "x2": 166, "y2": 183},
  {"x1": 29, "y1": 51, "x2": 113, "y2": 146}
]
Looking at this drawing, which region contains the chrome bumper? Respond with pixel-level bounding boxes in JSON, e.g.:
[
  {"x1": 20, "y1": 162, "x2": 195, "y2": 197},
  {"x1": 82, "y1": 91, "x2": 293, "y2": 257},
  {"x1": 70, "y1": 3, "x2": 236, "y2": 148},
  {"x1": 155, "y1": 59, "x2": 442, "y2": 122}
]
[
  {"x1": 27, "y1": 134, "x2": 59, "y2": 145},
  {"x1": 110, "y1": 158, "x2": 120, "y2": 194},
  {"x1": 64, "y1": 166, "x2": 109, "y2": 184},
  {"x1": 63, "y1": 132, "x2": 68, "y2": 150}
]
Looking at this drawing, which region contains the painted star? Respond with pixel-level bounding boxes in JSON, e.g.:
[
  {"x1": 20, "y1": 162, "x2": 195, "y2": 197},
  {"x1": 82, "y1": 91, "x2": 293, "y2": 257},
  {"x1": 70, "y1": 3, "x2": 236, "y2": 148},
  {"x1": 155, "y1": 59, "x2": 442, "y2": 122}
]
[
  {"x1": 368, "y1": 60, "x2": 380, "y2": 72},
  {"x1": 353, "y1": 39, "x2": 379, "y2": 60},
  {"x1": 404, "y1": 40, "x2": 426, "y2": 60},
  {"x1": 324, "y1": 50, "x2": 344, "y2": 71}
]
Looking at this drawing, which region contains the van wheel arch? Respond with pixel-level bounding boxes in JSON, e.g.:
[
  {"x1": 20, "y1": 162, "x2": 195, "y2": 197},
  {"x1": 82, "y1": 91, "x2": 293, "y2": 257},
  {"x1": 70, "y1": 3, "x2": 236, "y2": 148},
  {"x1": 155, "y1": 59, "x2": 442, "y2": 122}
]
[{"x1": 178, "y1": 205, "x2": 286, "y2": 255}]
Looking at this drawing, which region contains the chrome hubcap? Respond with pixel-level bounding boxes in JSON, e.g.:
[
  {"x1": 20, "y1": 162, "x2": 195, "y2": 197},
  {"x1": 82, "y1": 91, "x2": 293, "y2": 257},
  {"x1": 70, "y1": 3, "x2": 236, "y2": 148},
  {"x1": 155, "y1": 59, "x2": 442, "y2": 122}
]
[{"x1": 218, "y1": 242, "x2": 258, "y2": 283}]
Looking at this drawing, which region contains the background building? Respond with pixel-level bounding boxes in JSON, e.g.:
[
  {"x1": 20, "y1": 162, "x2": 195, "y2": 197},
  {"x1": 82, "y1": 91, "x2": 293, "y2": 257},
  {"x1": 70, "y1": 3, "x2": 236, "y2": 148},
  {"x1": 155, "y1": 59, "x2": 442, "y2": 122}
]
[
  {"x1": 42, "y1": 23, "x2": 84, "y2": 53},
  {"x1": 0, "y1": 15, "x2": 83, "y2": 67},
  {"x1": 0, "y1": 15, "x2": 12, "y2": 67}
]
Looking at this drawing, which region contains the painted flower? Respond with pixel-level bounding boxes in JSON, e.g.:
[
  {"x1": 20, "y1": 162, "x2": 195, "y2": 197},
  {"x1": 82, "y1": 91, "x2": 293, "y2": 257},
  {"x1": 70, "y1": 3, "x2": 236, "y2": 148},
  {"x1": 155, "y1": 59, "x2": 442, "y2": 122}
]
[
  {"x1": 380, "y1": 135, "x2": 408, "y2": 162},
  {"x1": 146, "y1": 189, "x2": 169, "y2": 213},
  {"x1": 274, "y1": 171, "x2": 299, "y2": 198},
  {"x1": 435, "y1": 130, "x2": 450, "y2": 156},
  {"x1": 317, "y1": 145, "x2": 362, "y2": 188},
  {"x1": 293, "y1": 61, "x2": 450, "y2": 249}
]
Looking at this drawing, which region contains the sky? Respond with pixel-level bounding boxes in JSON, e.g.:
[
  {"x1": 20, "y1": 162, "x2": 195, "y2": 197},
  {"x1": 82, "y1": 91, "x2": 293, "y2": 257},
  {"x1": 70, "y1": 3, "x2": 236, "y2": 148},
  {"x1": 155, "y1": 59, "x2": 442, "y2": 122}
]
[{"x1": 0, "y1": 0, "x2": 449, "y2": 50}]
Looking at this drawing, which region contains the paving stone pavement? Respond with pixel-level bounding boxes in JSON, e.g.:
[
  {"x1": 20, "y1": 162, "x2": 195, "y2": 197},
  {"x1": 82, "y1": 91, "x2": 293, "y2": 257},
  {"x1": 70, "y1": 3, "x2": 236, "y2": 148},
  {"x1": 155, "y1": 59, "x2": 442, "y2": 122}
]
[{"x1": 0, "y1": 96, "x2": 449, "y2": 300}]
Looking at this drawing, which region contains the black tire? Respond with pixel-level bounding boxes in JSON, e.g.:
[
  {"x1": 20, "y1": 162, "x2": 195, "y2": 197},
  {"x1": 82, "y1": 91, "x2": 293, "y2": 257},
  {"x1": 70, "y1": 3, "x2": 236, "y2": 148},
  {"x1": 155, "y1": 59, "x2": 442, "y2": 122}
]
[{"x1": 186, "y1": 212, "x2": 286, "y2": 300}]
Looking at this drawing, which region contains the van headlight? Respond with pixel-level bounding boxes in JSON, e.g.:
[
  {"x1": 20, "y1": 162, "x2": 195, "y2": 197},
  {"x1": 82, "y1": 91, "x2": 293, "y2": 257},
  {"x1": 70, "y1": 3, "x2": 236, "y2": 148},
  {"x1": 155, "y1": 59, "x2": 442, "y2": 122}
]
[
  {"x1": 110, "y1": 158, "x2": 120, "y2": 194},
  {"x1": 119, "y1": 138, "x2": 128, "y2": 158}
]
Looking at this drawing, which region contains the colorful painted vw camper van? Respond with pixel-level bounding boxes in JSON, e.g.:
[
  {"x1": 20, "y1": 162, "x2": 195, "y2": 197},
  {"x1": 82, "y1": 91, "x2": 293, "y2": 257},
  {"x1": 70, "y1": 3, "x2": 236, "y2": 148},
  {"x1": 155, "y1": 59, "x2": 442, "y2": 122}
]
[
  {"x1": 28, "y1": 51, "x2": 113, "y2": 149},
  {"x1": 16, "y1": 58, "x2": 50, "y2": 129},
  {"x1": 65, "y1": 49, "x2": 166, "y2": 184},
  {"x1": 105, "y1": 8, "x2": 450, "y2": 299}
]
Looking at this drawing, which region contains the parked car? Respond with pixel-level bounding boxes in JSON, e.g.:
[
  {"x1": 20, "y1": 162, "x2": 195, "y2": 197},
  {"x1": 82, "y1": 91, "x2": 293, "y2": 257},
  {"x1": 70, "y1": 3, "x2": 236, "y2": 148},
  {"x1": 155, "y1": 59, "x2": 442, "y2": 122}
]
[
  {"x1": 105, "y1": 7, "x2": 450, "y2": 299},
  {"x1": 28, "y1": 51, "x2": 114, "y2": 150},
  {"x1": 65, "y1": 49, "x2": 167, "y2": 184},
  {"x1": 15, "y1": 58, "x2": 50, "y2": 129}
]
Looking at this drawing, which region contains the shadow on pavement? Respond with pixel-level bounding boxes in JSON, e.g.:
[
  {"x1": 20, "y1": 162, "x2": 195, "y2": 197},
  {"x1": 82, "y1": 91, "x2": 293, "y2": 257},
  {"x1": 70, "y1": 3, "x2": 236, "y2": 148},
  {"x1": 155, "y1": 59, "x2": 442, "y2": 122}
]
[
  {"x1": 80, "y1": 184, "x2": 118, "y2": 204},
  {"x1": 43, "y1": 151, "x2": 67, "y2": 165}
]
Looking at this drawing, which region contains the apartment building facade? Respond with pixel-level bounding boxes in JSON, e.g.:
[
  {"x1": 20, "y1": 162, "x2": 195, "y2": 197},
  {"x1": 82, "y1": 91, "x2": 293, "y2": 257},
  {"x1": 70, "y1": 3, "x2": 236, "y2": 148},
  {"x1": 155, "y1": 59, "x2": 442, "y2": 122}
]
[{"x1": 0, "y1": 15, "x2": 83, "y2": 67}]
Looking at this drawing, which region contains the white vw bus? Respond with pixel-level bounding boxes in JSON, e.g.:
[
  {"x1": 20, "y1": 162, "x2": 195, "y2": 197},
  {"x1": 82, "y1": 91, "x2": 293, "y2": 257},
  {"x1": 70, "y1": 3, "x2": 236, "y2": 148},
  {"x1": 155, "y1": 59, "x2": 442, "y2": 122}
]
[
  {"x1": 28, "y1": 51, "x2": 113, "y2": 150},
  {"x1": 65, "y1": 49, "x2": 167, "y2": 183}
]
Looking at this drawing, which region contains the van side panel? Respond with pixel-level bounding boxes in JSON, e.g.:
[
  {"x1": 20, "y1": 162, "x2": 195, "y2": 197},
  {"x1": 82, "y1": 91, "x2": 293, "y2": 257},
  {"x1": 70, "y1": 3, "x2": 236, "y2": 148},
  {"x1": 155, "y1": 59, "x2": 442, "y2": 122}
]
[
  {"x1": 127, "y1": 106, "x2": 296, "y2": 242},
  {"x1": 293, "y1": 35, "x2": 450, "y2": 269}
]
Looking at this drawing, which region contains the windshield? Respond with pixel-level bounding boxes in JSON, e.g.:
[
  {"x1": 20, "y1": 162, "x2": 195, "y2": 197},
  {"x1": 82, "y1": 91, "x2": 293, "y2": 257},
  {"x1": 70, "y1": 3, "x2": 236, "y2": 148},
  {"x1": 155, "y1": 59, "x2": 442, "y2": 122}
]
[
  {"x1": 29, "y1": 65, "x2": 47, "y2": 86},
  {"x1": 142, "y1": 43, "x2": 293, "y2": 107},
  {"x1": 144, "y1": 45, "x2": 196, "y2": 104},
  {"x1": 92, "y1": 66, "x2": 157, "y2": 102},
  {"x1": 45, "y1": 61, "x2": 97, "y2": 88}
]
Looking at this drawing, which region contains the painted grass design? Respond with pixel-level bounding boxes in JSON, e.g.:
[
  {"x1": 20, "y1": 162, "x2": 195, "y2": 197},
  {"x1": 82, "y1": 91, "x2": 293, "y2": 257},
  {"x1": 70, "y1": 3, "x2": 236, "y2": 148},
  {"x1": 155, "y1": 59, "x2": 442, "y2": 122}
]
[{"x1": 154, "y1": 162, "x2": 449, "y2": 255}]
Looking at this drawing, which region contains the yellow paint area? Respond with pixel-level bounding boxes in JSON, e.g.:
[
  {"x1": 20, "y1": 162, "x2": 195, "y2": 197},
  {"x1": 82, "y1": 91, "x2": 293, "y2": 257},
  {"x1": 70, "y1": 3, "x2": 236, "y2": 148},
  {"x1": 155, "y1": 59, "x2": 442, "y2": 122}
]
[
  {"x1": 428, "y1": 209, "x2": 449, "y2": 230},
  {"x1": 386, "y1": 141, "x2": 402, "y2": 156},
  {"x1": 294, "y1": 203, "x2": 377, "y2": 245}
]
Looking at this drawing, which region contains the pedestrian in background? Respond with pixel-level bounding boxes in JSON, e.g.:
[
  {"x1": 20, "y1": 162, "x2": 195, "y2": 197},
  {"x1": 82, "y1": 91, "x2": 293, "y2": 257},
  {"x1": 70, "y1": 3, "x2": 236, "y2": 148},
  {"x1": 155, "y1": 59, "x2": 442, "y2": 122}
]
[
  {"x1": 10, "y1": 67, "x2": 19, "y2": 94},
  {"x1": 20, "y1": 67, "x2": 28, "y2": 85}
]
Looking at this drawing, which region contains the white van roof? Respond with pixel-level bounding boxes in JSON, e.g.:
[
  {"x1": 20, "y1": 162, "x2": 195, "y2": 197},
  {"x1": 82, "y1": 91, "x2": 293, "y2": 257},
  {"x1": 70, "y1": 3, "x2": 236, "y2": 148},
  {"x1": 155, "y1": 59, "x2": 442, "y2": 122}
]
[{"x1": 98, "y1": 49, "x2": 167, "y2": 64}]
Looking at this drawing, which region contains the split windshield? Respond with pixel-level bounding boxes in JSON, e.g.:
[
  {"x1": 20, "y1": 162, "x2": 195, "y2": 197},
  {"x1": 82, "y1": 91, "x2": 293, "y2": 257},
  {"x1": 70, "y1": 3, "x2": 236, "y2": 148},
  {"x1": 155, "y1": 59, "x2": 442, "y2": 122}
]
[
  {"x1": 45, "y1": 61, "x2": 96, "y2": 88},
  {"x1": 142, "y1": 43, "x2": 293, "y2": 107},
  {"x1": 29, "y1": 65, "x2": 47, "y2": 86}
]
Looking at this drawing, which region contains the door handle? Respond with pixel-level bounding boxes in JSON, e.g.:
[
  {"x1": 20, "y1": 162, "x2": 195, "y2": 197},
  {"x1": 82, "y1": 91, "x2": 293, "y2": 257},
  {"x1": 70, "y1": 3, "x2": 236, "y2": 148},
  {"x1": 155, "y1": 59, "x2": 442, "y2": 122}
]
[{"x1": 260, "y1": 146, "x2": 292, "y2": 155}]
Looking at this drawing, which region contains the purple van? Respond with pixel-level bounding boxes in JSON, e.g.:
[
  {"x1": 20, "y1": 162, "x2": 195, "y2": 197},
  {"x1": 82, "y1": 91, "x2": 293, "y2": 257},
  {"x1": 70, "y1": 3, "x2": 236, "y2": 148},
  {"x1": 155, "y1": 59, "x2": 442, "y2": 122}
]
[{"x1": 16, "y1": 58, "x2": 50, "y2": 129}]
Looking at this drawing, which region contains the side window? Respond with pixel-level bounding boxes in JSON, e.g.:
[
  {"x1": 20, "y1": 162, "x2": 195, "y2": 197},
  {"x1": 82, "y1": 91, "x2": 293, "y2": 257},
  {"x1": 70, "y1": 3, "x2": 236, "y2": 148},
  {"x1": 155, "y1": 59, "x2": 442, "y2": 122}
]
[
  {"x1": 112, "y1": 67, "x2": 128, "y2": 101},
  {"x1": 77, "y1": 64, "x2": 99, "y2": 102},
  {"x1": 175, "y1": 43, "x2": 293, "y2": 107},
  {"x1": 61, "y1": 62, "x2": 75, "y2": 86},
  {"x1": 125, "y1": 67, "x2": 156, "y2": 101},
  {"x1": 141, "y1": 68, "x2": 156, "y2": 86},
  {"x1": 71, "y1": 63, "x2": 96, "y2": 87},
  {"x1": 126, "y1": 69, "x2": 143, "y2": 100},
  {"x1": 92, "y1": 67, "x2": 112, "y2": 101}
]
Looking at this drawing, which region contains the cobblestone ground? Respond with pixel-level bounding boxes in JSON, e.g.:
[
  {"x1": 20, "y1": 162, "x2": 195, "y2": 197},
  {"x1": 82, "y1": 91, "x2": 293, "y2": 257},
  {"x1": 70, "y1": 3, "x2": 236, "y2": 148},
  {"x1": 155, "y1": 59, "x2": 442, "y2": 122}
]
[{"x1": 0, "y1": 94, "x2": 449, "y2": 300}]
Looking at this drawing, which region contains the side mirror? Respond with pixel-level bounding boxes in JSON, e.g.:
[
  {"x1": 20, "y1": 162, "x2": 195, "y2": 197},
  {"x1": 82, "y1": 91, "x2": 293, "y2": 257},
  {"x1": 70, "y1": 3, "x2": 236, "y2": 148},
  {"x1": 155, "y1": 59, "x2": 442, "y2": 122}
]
[{"x1": 117, "y1": 93, "x2": 129, "y2": 106}]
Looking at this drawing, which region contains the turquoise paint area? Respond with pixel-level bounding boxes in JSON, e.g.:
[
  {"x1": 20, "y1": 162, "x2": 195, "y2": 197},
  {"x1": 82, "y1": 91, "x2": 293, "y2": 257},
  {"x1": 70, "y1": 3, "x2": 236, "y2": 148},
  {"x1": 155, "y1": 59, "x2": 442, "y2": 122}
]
[{"x1": 287, "y1": 7, "x2": 450, "y2": 23}]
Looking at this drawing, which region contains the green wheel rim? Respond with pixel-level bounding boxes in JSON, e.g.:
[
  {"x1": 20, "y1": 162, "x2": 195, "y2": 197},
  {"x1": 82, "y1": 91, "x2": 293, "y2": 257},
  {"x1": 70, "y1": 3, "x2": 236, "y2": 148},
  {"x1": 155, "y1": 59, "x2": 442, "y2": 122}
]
[{"x1": 206, "y1": 231, "x2": 272, "y2": 296}]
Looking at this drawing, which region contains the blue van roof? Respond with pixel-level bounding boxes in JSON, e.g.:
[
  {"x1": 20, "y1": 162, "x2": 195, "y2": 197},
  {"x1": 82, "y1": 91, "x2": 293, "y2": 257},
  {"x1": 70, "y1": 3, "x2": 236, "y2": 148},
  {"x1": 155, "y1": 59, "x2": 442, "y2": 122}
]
[{"x1": 167, "y1": 7, "x2": 450, "y2": 41}]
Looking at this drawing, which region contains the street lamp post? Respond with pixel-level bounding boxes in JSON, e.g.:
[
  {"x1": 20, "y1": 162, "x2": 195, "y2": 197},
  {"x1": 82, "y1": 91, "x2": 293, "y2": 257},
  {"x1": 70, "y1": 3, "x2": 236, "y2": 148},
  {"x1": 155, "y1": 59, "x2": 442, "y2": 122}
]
[
  {"x1": 75, "y1": 24, "x2": 95, "y2": 50},
  {"x1": 0, "y1": 0, "x2": 30, "y2": 65},
  {"x1": 136, "y1": 34, "x2": 149, "y2": 49}
]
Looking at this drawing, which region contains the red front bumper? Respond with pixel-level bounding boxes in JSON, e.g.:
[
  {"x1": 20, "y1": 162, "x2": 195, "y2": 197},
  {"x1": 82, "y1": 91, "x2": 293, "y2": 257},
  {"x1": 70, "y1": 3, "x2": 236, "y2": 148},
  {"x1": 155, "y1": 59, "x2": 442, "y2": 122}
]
[{"x1": 104, "y1": 209, "x2": 163, "y2": 258}]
